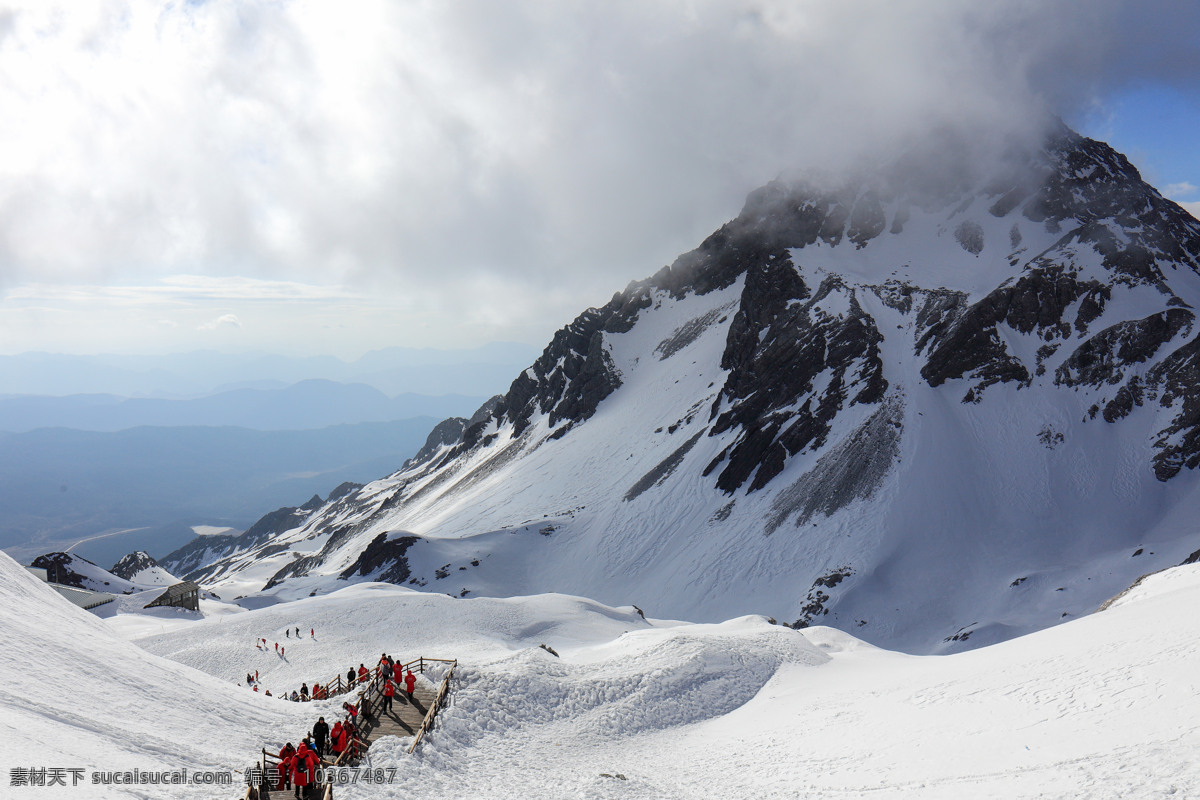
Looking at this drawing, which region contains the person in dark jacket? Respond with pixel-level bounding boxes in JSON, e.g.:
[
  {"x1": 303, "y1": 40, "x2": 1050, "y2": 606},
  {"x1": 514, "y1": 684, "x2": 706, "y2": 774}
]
[
  {"x1": 300, "y1": 683, "x2": 309, "y2": 701},
  {"x1": 347, "y1": 667, "x2": 356, "y2": 689},
  {"x1": 312, "y1": 717, "x2": 329, "y2": 758}
]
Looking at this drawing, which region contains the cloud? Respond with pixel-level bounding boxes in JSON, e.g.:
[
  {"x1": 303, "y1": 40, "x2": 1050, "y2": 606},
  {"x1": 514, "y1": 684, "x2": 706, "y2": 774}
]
[
  {"x1": 197, "y1": 313, "x2": 241, "y2": 332},
  {"x1": 0, "y1": 0, "x2": 1196, "y2": 351},
  {"x1": 7, "y1": 275, "x2": 355, "y2": 304},
  {"x1": 1165, "y1": 182, "x2": 1199, "y2": 199}
]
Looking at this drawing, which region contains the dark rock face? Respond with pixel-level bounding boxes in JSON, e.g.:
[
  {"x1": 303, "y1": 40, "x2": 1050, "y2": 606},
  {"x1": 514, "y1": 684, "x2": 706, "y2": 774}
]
[
  {"x1": 920, "y1": 267, "x2": 1111, "y2": 397},
  {"x1": 162, "y1": 502, "x2": 315, "y2": 580},
  {"x1": 766, "y1": 397, "x2": 903, "y2": 534},
  {"x1": 31, "y1": 552, "x2": 93, "y2": 588},
  {"x1": 1146, "y1": 331, "x2": 1200, "y2": 480},
  {"x1": 788, "y1": 567, "x2": 854, "y2": 628},
  {"x1": 339, "y1": 532, "x2": 420, "y2": 584},
  {"x1": 1055, "y1": 309, "x2": 1193, "y2": 388},
  {"x1": 327, "y1": 482, "x2": 362, "y2": 503},
  {"x1": 705, "y1": 268, "x2": 886, "y2": 494},
  {"x1": 111, "y1": 551, "x2": 159, "y2": 581},
  {"x1": 406, "y1": 416, "x2": 468, "y2": 468},
  {"x1": 498, "y1": 302, "x2": 629, "y2": 438},
  {"x1": 1027, "y1": 132, "x2": 1200, "y2": 284}
]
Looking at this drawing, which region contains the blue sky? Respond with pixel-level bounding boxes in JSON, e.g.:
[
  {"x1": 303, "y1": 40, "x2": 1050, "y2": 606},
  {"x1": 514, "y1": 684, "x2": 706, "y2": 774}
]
[{"x1": 1079, "y1": 86, "x2": 1200, "y2": 209}]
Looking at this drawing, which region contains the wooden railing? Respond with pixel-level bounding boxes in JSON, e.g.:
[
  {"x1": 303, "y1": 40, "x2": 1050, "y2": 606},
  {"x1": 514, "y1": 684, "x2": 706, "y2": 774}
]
[
  {"x1": 241, "y1": 655, "x2": 457, "y2": 797},
  {"x1": 408, "y1": 660, "x2": 456, "y2": 754}
]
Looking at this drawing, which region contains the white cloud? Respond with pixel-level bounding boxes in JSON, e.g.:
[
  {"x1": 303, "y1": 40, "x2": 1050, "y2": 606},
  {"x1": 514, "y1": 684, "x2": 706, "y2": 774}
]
[
  {"x1": 0, "y1": 0, "x2": 1196, "y2": 355},
  {"x1": 1165, "y1": 182, "x2": 1199, "y2": 199},
  {"x1": 197, "y1": 313, "x2": 241, "y2": 332}
]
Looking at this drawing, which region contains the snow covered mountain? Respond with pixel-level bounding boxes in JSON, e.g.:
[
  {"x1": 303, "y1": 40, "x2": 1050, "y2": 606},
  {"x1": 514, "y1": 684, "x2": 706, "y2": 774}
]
[
  {"x1": 109, "y1": 551, "x2": 178, "y2": 587},
  {"x1": 179, "y1": 122, "x2": 1200, "y2": 653}
]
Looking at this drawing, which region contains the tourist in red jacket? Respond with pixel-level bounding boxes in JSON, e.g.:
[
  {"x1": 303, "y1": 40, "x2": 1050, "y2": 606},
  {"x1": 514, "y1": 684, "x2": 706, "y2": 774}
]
[
  {"x1": 404, "y1": 669, "x2": 416, "y2": 698},
  {"x1": 292, "y1": 742, "x2": 317, "y2": 797},
  {"x1": 276, "y1": 743, "x2": 295, "y2": 790},
  {"x1": 381, "y1": 677, "x2": 395, "y2": 714},
  {"x1": 329, "y1": 721, "x2": 344, "y2": 758},
  {"x1": 357, "y1": 664, "x2": 369, "y2": 684}
]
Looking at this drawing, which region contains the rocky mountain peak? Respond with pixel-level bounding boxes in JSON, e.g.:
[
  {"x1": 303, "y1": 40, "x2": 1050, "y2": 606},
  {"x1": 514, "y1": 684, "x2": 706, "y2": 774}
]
[
  {"x1": 111, "y1": 551, "x2": 160, "y2": 581},
  {"x1": 171, "y1": 123, "x2": 1200, "y2": 654}
]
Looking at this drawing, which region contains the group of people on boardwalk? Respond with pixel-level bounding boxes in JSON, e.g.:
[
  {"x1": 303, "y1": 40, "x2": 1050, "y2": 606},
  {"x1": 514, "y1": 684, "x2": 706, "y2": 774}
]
[
  {"x1": 272, "y1": 711, "x2": 362, "y2": 799},
  {"x1": 375, "y1": 653, "x2": 417, "y2": 714},
  {"x1": 264, "y1": 654, "x2": 421, "y2": 797}
]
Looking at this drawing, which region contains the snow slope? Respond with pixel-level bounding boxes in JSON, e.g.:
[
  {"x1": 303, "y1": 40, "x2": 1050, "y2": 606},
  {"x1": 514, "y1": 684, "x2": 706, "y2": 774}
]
[
  {"x1": 104, "y1": 565, "x2": 1200, "y2": 799},
  {"x1": 176, "y1": 125, "x2": 1200, "y2": 655},
  {"x1": 0, "y1": 550, "x2": 313, "y2": 799}
]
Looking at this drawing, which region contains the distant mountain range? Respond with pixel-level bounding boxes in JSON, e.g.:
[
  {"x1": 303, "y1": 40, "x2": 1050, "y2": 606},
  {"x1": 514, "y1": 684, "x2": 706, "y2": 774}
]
[
  {"x1": 0, "y1": 379, "x2": 484, "y2": 433},
  {"x1": 0, "y1": 342, "x2": 539, "y2": 398},
  {"x1": 0, "y1": 418, "x2": 440, "y2": 564}
]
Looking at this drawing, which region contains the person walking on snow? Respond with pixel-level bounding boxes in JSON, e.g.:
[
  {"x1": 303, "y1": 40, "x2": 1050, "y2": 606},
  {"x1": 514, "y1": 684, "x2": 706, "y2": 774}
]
[
  {"x1": 274, "y1": 642, "x2": 278, "y2": 653},
  {"x1": 295, "y1": 626, "x2": 300, "y2": 637},
  {"x1": 292, "y1": 742, "x2": 317, "y2": 799},
  {"x1": 277, "y1": 743, "x2": 295, "y2": 791},
  {"x1": 281, "y1": 645, "x2": 285, "y2": 657},
  {"x1": 312, "y1": 716, "x2": 329, "y2": 758},
  {"x1": 381, "y1": 677, "x2": 395, "y2": 714},
  {"x1": 329, "y1": 721, "x2": 345, "y2": 759},
  {"x1": 310, "y1": 628, "x2": 314, "y2": 638},
  {"x1": 286, "y1": 628, "x2": 290, "y2": 638}
]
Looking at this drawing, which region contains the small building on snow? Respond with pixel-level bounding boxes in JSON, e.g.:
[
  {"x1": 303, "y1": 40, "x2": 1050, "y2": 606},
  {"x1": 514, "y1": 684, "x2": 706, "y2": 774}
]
[{"x1": 144, "y1": 581, "x2": 200, "y2": 612}]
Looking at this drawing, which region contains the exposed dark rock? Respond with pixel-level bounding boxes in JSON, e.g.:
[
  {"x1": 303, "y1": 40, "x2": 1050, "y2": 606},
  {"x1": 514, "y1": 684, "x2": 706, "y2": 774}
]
[
  {"x1": 655, "y1": 306, "x2": 732, "y2": 360},
  {"x1": 327, "y1": 482, "x2": 362, "y2": 503},
  {"x1": 406, "y1": 416, "x2": 469, "y2": 468},
  {"x1": 338, "y1": 532, "x2": 420, "y2": 584},
  {"x1": 499, "y1": 304, "x2": 626, "y2": 438},
  {"x1": 110, "y1": 551, "x2": 160, "y2": 581},
  {"x1": 31, "y1": 552, "x2": 93, "y2": 589},
  {"x1": 707, "y1": 270, "x2": 886, "y2": 493},
  {"x1": 1146, "y1": 331, "x2": 1200, "y2": 480},
  {"x1": 920, "y1": 267, "x2": 1112, "y2": 396},
  {"x1": 765, "y1": 396, "x2": 903, "y2": 533},
  {"x1": 848, "y1": 191, "x2": 887, "y2": 247},
  {"x1": 1055, "y1": 309, "x2": 1193, "y2": 387},
  {"x1": 788, "y1": 567, "x2": 854, "y2": 628},
  {"x1": 955, "y1": 220, "x2": 984, "y2": 255}
]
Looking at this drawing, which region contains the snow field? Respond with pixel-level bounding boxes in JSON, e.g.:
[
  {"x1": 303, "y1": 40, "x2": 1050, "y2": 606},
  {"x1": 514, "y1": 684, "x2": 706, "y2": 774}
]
[
  {"x1": 0, "y1": 551, "x2": 313, "y2": 800},
  {"x1": 118, "y1": 570, "x2": 1200, "y2": 798}
]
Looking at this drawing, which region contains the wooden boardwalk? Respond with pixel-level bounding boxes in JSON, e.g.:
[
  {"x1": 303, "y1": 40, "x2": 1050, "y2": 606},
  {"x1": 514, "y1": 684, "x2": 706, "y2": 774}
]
[
  {"x1": 361, "y1": 680, "x2": 439, "y2": 744},
  {"x1": 245, "y1": 657, "x2": 456, "y2": 799}
]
